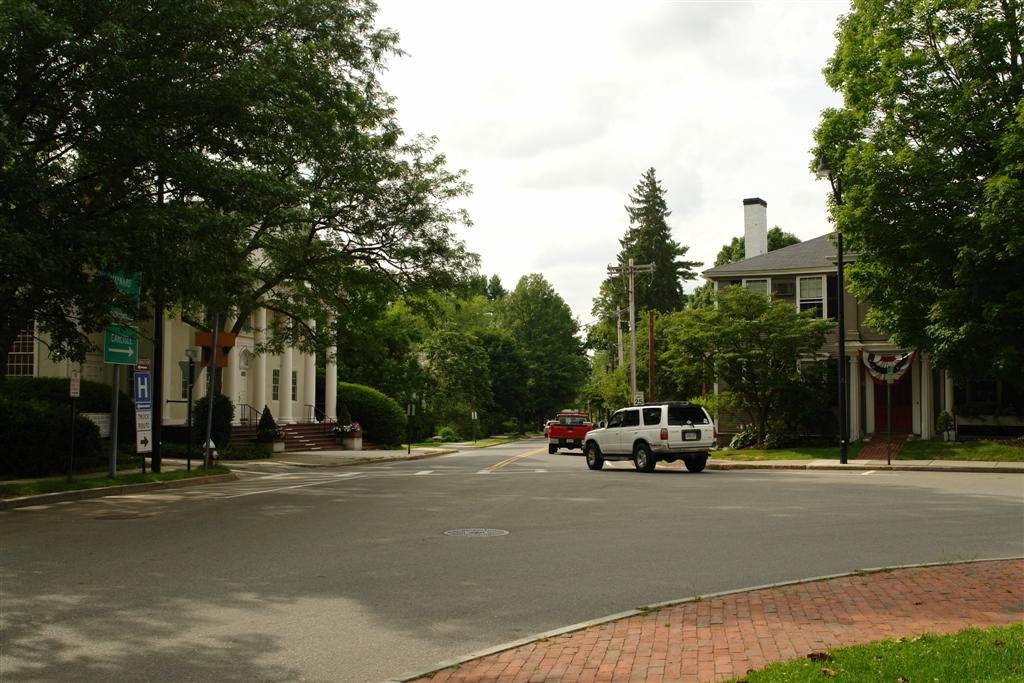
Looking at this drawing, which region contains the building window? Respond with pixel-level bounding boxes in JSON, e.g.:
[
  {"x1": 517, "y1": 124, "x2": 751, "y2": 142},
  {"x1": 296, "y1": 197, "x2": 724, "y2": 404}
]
[
  {"x1": 181, "y1": 370, "x2": 189, "y2": 399},
  {"x1": 291, "y1": 371, "x2": 297, "y2": 401},
  {"x1": 798, "y1": 276, "x2": 825, "y2": 317},
  {"x1": 826, "y1": 275, "x2": 839, "y2": 321},
  {"x1": 272, "y1": 369, "x2": 280, "y2": 401},
  {"x1": 743, "y1": 278, "x2": 769, "y2": 295},
  {"x1": 6, "y1": 326, "x2": 35, "y2": 377}
]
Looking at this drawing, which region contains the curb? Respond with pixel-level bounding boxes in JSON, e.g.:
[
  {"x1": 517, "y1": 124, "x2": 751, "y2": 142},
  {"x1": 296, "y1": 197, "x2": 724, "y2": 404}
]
[
  {"x1": 269, "y1": 449, "x2": 458, "y2": 468},
  {"x1": 705, "y1": 460, "x2": 1024, "y2": 474},
  {"x1": 0, "y1": 472, "x2": 239, "y2": 510},
  {"x1": 386, "y1": 556, "x2": 1024, "y2": 683}
]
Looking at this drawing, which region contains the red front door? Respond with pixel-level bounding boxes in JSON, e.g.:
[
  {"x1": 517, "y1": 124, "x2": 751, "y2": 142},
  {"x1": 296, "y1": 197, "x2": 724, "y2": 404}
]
[{"x1": 874, "y1": 374, "x2": 913, "y2": 434}]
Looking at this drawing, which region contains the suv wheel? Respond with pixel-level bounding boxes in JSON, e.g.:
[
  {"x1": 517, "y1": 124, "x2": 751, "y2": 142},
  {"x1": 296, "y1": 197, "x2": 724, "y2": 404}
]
[
  {"x1": 684, "y1": 454, "x2": 708, "y2": 473},
  {"x1": 585, "y1": 442, "x2": 604, "y2": 470},
  {"x1": 633, "y1": 443, "x2": 657, "y2": 472}
]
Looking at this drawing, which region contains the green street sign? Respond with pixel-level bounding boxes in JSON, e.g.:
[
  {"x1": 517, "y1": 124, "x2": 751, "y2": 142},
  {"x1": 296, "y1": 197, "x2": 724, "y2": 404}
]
[
  {"x1": 104, "y1": 324, "x2": 138, "y2": 365},
  {"x1": 103, "y1": 271, "x2": 141, "y2": 365}
]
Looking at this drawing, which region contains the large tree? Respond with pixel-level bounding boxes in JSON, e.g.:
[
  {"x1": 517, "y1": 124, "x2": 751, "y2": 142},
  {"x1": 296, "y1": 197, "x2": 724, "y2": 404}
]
[
  {"x1": 814, "y1": 0, "x2": 1024, "y2": 381},
  {"x1": 660, "y1": 287, "x2": 835, "y2": 447},
  {"x1": 0, "y1": 0, "x2": 475, "y2": 379},
  {"x1": 499, "y1": 274, "x2": 588, "y2": 424},
  {"x1": 597, "y1": 168, "x2": 700, "y2": 317}
]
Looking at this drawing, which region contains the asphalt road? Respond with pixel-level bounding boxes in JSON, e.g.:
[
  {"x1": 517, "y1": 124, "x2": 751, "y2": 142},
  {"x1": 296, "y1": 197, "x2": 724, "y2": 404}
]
[{"x1": 2, "y1": 438, "x2": 1022, "y2": 682}]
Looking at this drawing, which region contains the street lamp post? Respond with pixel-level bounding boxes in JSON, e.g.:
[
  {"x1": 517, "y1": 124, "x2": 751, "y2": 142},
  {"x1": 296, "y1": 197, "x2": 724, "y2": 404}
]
[
  {"x1": 816, "y1": 156, "x2": 849, "y2": 465},
  {"x1": 607, "y1": 258, "x2": 655, "y2": 402}
]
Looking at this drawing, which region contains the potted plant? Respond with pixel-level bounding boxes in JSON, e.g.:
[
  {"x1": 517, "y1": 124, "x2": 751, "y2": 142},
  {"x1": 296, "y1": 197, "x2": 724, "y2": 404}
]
[
  {"x1": 256, "y1": 406, "x2": 285, "y2": 452},
  {"x1": 333, "y1": 420, "x2": 363, "y2": 450}
]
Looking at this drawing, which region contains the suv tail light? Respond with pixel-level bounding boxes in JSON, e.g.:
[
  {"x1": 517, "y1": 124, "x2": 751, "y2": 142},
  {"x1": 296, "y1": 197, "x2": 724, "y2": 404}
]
[{"x1": 660, "y1": 428, "x2": 668, "y2": 441}]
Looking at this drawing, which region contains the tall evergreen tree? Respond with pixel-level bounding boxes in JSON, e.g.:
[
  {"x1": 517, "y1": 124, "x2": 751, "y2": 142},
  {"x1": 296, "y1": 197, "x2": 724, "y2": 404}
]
[{"x1": 597, "y1": 168, "x2": 699, "y2": 319}]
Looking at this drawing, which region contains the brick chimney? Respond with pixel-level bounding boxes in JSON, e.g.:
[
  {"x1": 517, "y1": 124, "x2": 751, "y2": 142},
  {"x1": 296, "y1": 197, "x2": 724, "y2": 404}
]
[{"x1": 743, "y1": 197, "x2": 768, "y2": 259}]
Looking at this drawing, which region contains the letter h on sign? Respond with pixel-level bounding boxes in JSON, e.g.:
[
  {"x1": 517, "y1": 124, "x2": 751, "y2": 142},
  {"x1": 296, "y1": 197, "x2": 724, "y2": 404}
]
[{"x1": 134, "y1": 371, "x2": 153, "y2": 410}]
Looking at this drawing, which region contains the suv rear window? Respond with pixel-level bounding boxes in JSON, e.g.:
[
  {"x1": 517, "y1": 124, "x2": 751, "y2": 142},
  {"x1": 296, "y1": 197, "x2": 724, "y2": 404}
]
[
  {"x1": 642, "y1": 407, "x2": 661, "y2": 425},
  {"x1": 667, "y1": 405, "x2": 709, "y2": 425},
  {"x1": 622, "y1": 409, "x2": 640, "y2": 427}
]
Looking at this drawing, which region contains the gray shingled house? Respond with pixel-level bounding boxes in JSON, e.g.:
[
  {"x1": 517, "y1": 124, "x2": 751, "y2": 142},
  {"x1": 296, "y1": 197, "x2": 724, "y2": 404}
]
[{"x1": 700, "y1": 198, "x2": 1022, "y2": 444}]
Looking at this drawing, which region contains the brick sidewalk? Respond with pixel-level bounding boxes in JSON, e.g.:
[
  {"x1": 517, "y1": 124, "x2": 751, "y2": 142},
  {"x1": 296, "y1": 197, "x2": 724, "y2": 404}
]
[{"x1": 409, "y1": 559, "x2": 1023, "y2": 682}]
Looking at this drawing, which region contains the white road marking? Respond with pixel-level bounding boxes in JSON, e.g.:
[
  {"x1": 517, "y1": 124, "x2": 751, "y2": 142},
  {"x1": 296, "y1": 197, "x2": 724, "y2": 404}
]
[
  {"x1": 862, "y1": 470, "x2": 876, "y2": 475},
  {"x1": 220, "y1": 472, "x2": 363, "y2": 499},
  {"x1": 413, "y1": 470, "x2": 433, "y2": 476}
]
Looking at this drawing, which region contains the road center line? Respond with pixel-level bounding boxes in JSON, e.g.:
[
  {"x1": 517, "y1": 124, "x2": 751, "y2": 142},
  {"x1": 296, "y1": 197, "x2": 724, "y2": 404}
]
[
  {"x1": 413, "y1": 470, "x2": 433, "y2": 475},
  {"x1": 488, "y1": 446, "x2": 548, "y2": 472}
]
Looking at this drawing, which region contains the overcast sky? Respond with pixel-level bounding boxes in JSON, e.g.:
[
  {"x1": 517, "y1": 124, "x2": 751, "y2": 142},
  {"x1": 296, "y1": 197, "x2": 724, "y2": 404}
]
[{"x1": 375, "y1": 0, "x2": 848, "y2": 324}]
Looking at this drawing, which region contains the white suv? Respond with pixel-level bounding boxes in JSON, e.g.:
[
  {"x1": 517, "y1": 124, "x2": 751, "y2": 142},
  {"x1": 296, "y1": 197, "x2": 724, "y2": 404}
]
[{"x1": 583, "y1": 402, "x2": 716, "y2": 473}]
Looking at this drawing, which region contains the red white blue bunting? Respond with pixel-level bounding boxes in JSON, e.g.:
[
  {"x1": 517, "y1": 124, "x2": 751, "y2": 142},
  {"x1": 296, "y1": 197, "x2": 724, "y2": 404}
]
[{"x1": 861, "y1": 350, "x2": 916, "y2": 383}]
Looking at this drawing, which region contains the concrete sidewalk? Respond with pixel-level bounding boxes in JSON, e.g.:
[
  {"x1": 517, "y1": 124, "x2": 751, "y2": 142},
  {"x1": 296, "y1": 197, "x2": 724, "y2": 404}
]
[
  {"x1": 704, "y1": 457, "x2": 1024, "y2": 474},
  {"x1": 397, "y1": 558, "x2": 1024, "y2": 682},
  {"x1": 254, "y1": 446, "x2": 457, "y2": 468}
]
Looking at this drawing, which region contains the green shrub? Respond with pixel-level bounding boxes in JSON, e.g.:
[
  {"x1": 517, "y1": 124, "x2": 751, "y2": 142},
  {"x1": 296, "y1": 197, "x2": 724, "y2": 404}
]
[
  {"x1": 436, "y1": 425, "x2": 461, "y2": 442},
  {"x1": 337, "y1": 402, "x2": 353, "y2": 426},
  {"x1": 0, "y1": 375, "x2": 133, "y2": 441},
  {"x1": 729, "y1": 425, "x2": 756, "y2": 450},
  {"x1": 336, "y1": 382, "x2": 405, "y2": 446},
  {"x1": 0, "y1": 397, "x2": 103, "y2": 477},
  {"x1": 256, "y1": 405, "x2": 283, "y2": 443},
  {"x1": 192, "y1": 394, "x2": 234, "y2": 448}
]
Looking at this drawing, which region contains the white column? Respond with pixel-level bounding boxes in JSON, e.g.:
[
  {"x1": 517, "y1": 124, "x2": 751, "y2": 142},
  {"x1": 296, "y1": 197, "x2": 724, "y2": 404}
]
[
  {"x1": 254, "y1": 309, "x2": 267, "y2": 414},
  {"x1": 303, "y1": 319, "x2": 316, "y2": 422},
  {"x1": 161, "y1": 315, "x2": 174, "y2": 421},
  {"x1": 225, "y1": 341, "x2": 239, "y2": 424},
  {"x1": 943, "y1": 371, "x2": 955, "y2": 441},
  {"x1": 920, "y1": 354, "x2": 933, "y2": 439},
  {"x1": 280, "y1": 345, "x2": 294, "y2": 424},
  {"x1": 325, "y1": 329, "x2": 337, "y2": 422},
  {"x1": 911, "y1": 356, "x2": 921, "y2": 435},
  {"x1": 865, "y1": 374, "x2": 876, "y2": 434},
  {"x1": 848, "y1": 354, "x2": 862, "y2": 441}
]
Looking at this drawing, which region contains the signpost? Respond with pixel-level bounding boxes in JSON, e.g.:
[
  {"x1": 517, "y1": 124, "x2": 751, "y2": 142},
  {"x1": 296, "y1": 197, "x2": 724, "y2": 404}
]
[
  {"x1": 134, "y1": 360, "x2": 152, "y2": 474},
  {"x1": 68, "y1": 370, "x2": 80, "y2": 482},
  {"x1": 633, "y1": 392, "x2": 645, "y2": 406},
  {"x1": 103, "y1": 271, "x2": 141, "y2": 478}
]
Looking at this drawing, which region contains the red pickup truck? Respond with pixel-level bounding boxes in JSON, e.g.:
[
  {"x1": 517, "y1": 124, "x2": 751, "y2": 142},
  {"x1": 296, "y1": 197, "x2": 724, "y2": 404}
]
[{"x1": 547, "y1": 412, "x2": 592, "y2": 454}]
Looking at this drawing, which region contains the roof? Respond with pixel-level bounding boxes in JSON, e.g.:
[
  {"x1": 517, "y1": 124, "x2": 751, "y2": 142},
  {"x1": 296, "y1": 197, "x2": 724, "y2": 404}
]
[{"x1": 701, "y1": 233, "x2": 848, "y2": 278}]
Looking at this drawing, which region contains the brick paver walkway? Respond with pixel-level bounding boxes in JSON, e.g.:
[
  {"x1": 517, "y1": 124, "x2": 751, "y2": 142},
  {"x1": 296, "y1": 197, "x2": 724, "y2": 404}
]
[{"x1": 409, "y1": 559, "x2": 1023, "y2": 682}]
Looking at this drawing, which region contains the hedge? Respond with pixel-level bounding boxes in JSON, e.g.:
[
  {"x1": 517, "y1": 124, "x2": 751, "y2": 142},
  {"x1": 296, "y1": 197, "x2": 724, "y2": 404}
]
[
  {"x1": 0, "y1": 397, "x2": 103, "y2": 477},
  {"x1": 337, "y1": 382, "x2": 405, "y2": 447},
  {"x1": 0, "y1": 376, "x2": 133, "y2": 441}
]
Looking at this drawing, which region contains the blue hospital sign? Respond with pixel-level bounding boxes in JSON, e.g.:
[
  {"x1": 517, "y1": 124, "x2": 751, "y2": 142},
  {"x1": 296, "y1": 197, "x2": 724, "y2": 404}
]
[{"x1": 134, "y1": 371, "x2": 152, "y2": 409}]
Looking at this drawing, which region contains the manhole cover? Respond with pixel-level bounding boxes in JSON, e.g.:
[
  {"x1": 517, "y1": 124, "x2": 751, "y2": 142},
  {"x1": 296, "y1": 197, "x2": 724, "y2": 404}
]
[{"x1": 443, "y1": 528, "x2": 509, "y2": 537}]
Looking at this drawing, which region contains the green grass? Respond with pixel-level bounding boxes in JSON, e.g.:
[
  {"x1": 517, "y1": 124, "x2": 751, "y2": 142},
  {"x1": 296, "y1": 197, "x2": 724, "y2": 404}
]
[
  {"x1": 0, "y1": 466, "x2": 231, "y2": 498},
  {"x1": 404, "y1": 435, "x2": 525, "y2": 449},
  {"x1": 899, "y1": 439, "x2": 1024, "y2": 462},
  {"x1": 733, "y1": 623, "x2": 1023, "y2": 682},
  {"x1": 714, "y1": 443, "x2": 864, "y2": 461}
]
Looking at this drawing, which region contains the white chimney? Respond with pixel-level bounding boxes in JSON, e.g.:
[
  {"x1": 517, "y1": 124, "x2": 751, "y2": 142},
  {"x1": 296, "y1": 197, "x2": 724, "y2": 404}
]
[{"x1": 743, "y1": 197, "x2": 768, "y2": 259}]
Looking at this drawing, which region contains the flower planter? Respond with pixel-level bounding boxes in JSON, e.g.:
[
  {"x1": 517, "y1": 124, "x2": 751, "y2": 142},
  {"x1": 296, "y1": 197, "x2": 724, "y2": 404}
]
[
  {"x1": 341, "y1": 431, "x2": 363, "y2": 451},
  {"x1": 256, "y1": 440, "x2": 286, "y2": 454}
]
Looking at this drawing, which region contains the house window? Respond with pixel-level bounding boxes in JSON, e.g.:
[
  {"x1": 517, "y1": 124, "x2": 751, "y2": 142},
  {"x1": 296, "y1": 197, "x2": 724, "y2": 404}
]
[
  {"x1": 181, "y1": 370, "x2": 189, "y2": 399},
  {"x1": 798, "y1": 276, "x2": 825, "y2": 317},
  {"x1": 743, "y1": 278, "x2": 769, "y2": 295},
  {"x1": 826, "y1": 275, "x2": 839, "y2": 321},
  {"x1": 272, "y1": 369, "x2": 280, "y2": 401},
  {"x1": 291, "y1": 371, "x2": 297, "y2": 401},
  {"x1": 5, "y1": 326, "x2": 35, "y2": 377}
]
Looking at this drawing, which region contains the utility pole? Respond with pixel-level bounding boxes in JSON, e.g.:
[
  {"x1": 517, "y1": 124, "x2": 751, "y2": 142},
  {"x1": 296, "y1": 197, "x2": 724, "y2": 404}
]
[
  {"x1": 615, "y1": 309, "x2": 624, "y2": 369},
  {"x1": 647, "y1": 310, "x2": 655, "y2": 402},
  {"x1": 607, "y1": 258, "x2": 655, "y2": 402}
]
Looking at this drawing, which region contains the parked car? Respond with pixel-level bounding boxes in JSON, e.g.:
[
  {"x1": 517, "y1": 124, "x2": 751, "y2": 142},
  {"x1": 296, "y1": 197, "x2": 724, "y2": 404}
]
[{"x1": 583, "y1": 402, "x2": 716, "y2": 473}]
